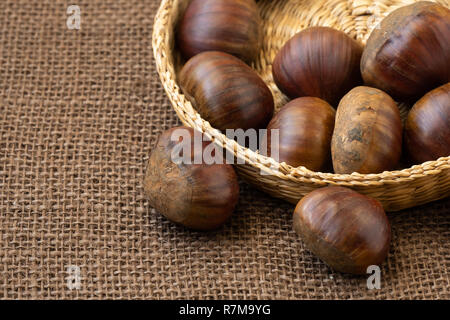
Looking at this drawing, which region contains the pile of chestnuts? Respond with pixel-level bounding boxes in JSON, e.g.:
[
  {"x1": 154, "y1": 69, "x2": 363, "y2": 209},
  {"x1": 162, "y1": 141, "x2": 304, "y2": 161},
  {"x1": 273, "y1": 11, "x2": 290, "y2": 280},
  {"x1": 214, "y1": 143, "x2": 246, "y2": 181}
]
[{"x1": 145, "y1": 0, "x2": 449, "y2": 275}]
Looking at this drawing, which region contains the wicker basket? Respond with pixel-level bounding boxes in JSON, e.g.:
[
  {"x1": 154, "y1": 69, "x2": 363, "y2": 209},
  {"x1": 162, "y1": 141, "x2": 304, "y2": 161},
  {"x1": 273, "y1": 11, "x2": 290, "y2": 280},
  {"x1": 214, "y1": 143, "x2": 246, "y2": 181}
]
[{"x1": 152, "y1": 0, "x2": 450, "y2": 212}]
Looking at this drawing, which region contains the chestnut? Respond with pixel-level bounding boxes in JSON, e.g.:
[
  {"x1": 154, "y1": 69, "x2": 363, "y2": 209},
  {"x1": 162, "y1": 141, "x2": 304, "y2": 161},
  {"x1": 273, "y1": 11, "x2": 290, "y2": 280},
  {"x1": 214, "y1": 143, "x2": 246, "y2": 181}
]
[
  {"x1": 293, "y1": 186, "x2": 391, "y2": 274},
  {"x1": 405, "y1": 83, "x2": 450, "y2": 164},
  {"x1": 179, "y1": 51, "x2": 274, "y2": 131},
  {"x1": 272, "y1": 26, "x2": 363, "y2": 106},
  {"x1": 361, "y1": 2, "x2": 450, "y2": 102},
  {"x1": 331, "y1": 86, "x2": 402, "y2": 174},
  {"x1": 177, "y1": 0, "x2": 262, "y2": 63},
  {"x1": 264, "y1": 97, "x2": 335, "y2": 171},
  {"x1": 143, "y1": 126, "x2": 239, "y2": 231}
]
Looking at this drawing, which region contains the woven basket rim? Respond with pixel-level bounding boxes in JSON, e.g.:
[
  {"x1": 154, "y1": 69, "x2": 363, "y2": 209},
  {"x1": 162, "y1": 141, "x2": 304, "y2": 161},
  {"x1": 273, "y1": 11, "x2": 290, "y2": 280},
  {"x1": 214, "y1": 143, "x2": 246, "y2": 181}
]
[{"x1": 152, "y1": 0, "x2": 450, "y2": 187}]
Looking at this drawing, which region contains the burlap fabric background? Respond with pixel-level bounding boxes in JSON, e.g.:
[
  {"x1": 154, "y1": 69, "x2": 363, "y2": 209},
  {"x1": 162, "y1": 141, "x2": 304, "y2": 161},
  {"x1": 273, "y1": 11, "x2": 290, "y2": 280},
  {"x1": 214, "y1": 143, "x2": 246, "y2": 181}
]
[{"x1": 0, "y1": 0, "x2": 448, "y2": 300}]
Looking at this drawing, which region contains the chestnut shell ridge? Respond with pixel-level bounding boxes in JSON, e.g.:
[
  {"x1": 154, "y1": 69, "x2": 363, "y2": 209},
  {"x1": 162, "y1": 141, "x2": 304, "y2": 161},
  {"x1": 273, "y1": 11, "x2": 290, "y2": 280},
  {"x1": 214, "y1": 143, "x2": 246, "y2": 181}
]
[
  {"x1": 405, "y1": 82, "x2": 450, "y2": 163},
  {"x1": 177, "y1": 0, "x2": 262, "y2": 63},
  {"x1": 272, "y1": 26, "x2": 363, "y2": 107},
  {"x1": 180, "y1": 51, "x2": 274, "y2": 131},
  {"x1": 144, "y1": 127, "x2": 239, "y2": 231},
  {"x1": 361, "y1": 1, "x2": 450, "y2": 101},
  {"x1": 293, "y1": 186, "x2": 391, "y2": 275}
]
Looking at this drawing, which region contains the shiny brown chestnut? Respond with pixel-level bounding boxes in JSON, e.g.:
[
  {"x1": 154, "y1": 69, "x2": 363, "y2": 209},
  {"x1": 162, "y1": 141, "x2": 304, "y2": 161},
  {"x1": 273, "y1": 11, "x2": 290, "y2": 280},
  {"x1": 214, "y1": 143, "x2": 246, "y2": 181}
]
[
  {"x1": 272, "y1": 26, "x2": 363, "y2": 107},
  {"x1": 177, "y1": 0, "x2": 262, "y2": 63},
  {"x1": 293, "y1": 186, "x2": 391, "y2": 274},
  {"x1": 179, "y1": 51, "x2": 274, "y2": 131},
  {"x1": 361, "y1": 2, "x2": 450, "y2": 102},
  {"x1": 143, "y1": 126, "x2": 239, "y2": 231},
  {"x1": 331, "y1": 86, "x2": 402, "y2": 174},
  {"x1": 405, "y1": 83, "x2": 450, "y2": 164},
  {"x1": 264, "y1": 97, "x2": 335, "y2": 171}
]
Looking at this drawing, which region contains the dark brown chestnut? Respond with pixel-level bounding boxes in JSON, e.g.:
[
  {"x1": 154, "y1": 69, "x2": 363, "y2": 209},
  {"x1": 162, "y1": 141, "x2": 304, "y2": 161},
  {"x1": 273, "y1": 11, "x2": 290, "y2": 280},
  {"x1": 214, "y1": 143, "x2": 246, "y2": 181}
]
[
  {"x1": 264, "y1": 97, "x2": 335, "y2": 171},
  {"x1": 405, "y1": 82, "x2": 450, "y2": 164},
  {"x1": 293, "y1": 186, "x2": 391, "y2": 274},
  {"x1": 331, "y1": 86, "x2": 402, "y2": 174},
  {"x1": 177, "y1": 0, "x2": 262, "y2": 63},
  {"x1": 179, "y1": 51, "x2": 274, "y2": 131},
  {"x1": 272, "y1": 26, "x2": 363, "y2": 106},
  {"x1": 361, "y1": 2, "x2": 450, "y2": 102},
  {"x1": 143, "y1": 126, "x2": 239, "y2": 231}
]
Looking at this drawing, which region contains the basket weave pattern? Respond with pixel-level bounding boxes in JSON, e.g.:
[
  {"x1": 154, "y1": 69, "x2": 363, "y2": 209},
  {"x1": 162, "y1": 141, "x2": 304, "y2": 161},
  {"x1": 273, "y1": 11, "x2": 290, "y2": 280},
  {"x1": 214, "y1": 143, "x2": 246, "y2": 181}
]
[{"x1": 153, "y1": 0, "x2": 450, "y2": 211}]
